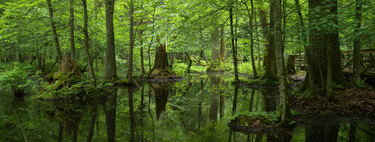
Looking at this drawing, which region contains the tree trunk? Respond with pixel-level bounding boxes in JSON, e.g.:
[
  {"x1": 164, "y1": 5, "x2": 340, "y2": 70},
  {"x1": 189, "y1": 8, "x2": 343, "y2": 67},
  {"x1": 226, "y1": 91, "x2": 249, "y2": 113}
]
[
  {"x1": 104, "y1": 91, "x2": 116, "y2": 142},
  {"x1": 230, "y1": 3, "x2": 239, "y2": 83},
  {"x1": 244, "y1": 0, "x2": 258, "y2": 78},
  {"x1": 220, "y1": 26, "x2": 225, "y2": 63},
  {"x1": 305, "y1": 0, "x2": 345, "y2": 97},
  {"x1": 128, "y1": 89, "x2": 135, "y2": 142},
  {"x1": 69, "y1": 0, "x2": 76, "y2": 60},
  {"x1": 140, "y1": 30, "x2": 145, "y2": 74},
  {"x1": 353, "y1": 0, "x2": 362, "y2": 85},
  {"x1": 185, "y1": 52, "x2": 192, "y2": 73},
  {"x1": 207, "y1": 27, "x2": 221, "y2": 71},
  {"x1": 46, "y1": 0, "x2": 62, "y2": 63},
  {"x1": 265, "y1": 0, "x2": 277, "y2": 81},
  {"x1": 150, "y1": 41, "x2": 173, "y2": 78},
  {"x1": 127, "y1": 0, "x2": 134, "y2": 84},
  {"x1": 275, "y1": 0, "x2": 290, "y2": 124},
  {"x1": 257, "y1": 0, "x2": 277, "y2": 81},
  {"x1": 82, "y1": 0, "x2": 96, "y2": 86},
  {"x1": 104, "y1": 0, "x2": 117, "y2": 80}
]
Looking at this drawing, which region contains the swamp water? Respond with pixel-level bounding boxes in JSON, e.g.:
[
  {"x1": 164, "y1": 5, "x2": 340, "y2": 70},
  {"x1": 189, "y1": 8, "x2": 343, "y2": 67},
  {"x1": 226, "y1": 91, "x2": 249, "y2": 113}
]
[{"x1": 0, "y1": 75, "x2": 375, "y2": 142}]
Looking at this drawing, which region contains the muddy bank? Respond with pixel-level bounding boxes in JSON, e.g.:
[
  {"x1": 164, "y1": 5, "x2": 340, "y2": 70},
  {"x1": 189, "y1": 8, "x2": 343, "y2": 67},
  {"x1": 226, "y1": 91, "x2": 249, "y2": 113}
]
[{"x1": 292, "y1": 89, "x2": 375, "y2": 118}]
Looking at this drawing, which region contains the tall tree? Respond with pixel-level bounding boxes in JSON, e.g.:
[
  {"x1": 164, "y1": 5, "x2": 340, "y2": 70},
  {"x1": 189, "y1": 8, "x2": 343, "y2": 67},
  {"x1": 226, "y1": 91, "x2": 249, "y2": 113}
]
[
  {"x1": 230, "y1": 1, "x2": 239, "y2": 83},
  {"x1": 353, "y1": 0, "x2": 362, "y2": 85},
  {"x1": 207, "y1": 26, "x2": 221, "y2": 71},
  {"x1": 305, "y1": 0, "x2": 346, "y2": 97},
  {"x1": 46, "y1": 0, "x2": 62, "y2": 64},
  {"x1": 105, "y1": 0, "x2": 118, "y2": 80},
  {"x1": 274, "y1": 0, "x2": 290, "y2": 124},
  {"x1": 243, "y1": 0, "x2": 258, "y2": 78},
  {"x1": 257, "y1": 0, "x2": 277, "y2": 81},
  {"x1": 69, "y1": 0, "x2": 76, "y2": 59},
  {"x1": 127, "y1": 0, "x2": 134, "y2": 84},
  {"x1": 82, "y1": 0, "x2": 96, "y2": 86}
]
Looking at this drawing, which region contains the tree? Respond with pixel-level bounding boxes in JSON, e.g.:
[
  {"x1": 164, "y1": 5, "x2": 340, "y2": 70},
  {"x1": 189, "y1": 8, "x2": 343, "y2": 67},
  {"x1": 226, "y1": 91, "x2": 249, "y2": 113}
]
[
  {"x1": 82, "y1": 0, "x2": 96, "y2": 86},
  {"x1": 274, "y1": 0, "x2": 290, "y2": 124},
  {"x1": 127, "y1": 0, "x2": 134, "y2": 84},
  {"x1": 230, "y1": 0, "x2": 239, "y2": 83},
  {"x1": 353, "y1": 0, "x2": 362, "y2": 85},
  {"x1": 105, "y1": 0, "x2": 118, "y2": 80},
  {"x1": 46, "y1": 0, "x2": 62, "y2": 64},
  {"x1": 69, "y1": 0, "x2": 76, "y2": 60},
  {"x1": 243, "y1": 0, "x2": 258, "y2": 78},
  {"x1": 257, "y1": 0, "x2": 277, "y2": 81},
  {"x1": 305, "y1": 0, "x2": 346, "y2": 97}
]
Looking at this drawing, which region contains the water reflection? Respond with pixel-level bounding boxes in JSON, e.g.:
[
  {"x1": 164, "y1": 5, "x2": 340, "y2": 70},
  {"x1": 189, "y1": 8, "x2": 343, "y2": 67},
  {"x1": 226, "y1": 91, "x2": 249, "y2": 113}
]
[
  {"x1": 0, "y1": 76, "x2": 375, "y2": 141},
  {"x1": 104, "y1": 89, "x2": 117, "y2": 142}
]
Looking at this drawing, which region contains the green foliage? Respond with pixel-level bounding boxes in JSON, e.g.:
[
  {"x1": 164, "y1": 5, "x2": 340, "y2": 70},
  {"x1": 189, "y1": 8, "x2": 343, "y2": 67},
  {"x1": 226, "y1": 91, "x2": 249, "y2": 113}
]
[
  {"x1": 173, "y1": 63, "x2": 188, "y2": 76},
  {"x1": 0, "y1": 62, "x2": 40, "y2": 93}
]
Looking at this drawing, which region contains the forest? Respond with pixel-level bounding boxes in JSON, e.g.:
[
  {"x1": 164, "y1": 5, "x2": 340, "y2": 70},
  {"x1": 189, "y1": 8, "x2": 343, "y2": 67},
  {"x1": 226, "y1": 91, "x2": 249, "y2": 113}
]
[{"x1": 0, "y1": 0, "x2": 375, "y2": 141}]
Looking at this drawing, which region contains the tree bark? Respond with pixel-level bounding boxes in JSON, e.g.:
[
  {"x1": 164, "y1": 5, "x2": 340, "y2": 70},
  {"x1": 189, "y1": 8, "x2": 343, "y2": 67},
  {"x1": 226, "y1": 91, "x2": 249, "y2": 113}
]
[
  {"x1": 230, "y1": 2, "x2": 239, "y2": 83},
  {"x1": 69, "y1": 0, "x2": 76, "y2": 60},
  {"x1": 353, "y1": 0, "x2": 362, "y2": 85},
  {"x1": 244, "y1": 0, "x2": 258, "y2": 78},
  {"x1": 104, "y1": 0, "x2": 117, "y2": 80},
  {"x1": 207, "y1": 27, "x2": 221, "y2": 71},
  {"x1": 305, "y1": 0, "x2": 346, "y2": 97},
  {"x1": 127, "y1": 0, "x2": 134, "y2": 84},
  {"x1": 265, "y1": 0, "x2": 277, "y2": 81},
  {"x1": 275, "y1": 0, "x2": 290, "y2": 124},
  {"x1": 257, "y1": 0, "x2": 277, "y2": 81},
  {"x1": 220, "y1": 26, "x2": 225, "y2": 63},
  {"x1": 46, "y1": 0, "x2": 62, "y2": 63},
  {"x1": 82, "y1": 0, "x2": 96, "y2": 86}
]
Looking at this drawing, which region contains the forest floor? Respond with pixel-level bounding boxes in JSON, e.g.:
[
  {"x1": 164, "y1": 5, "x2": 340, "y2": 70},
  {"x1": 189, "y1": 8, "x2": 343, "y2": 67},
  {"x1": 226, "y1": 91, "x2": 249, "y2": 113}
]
[{"x1": 292, "y1": 88, "x2": 375, "y2": 119}]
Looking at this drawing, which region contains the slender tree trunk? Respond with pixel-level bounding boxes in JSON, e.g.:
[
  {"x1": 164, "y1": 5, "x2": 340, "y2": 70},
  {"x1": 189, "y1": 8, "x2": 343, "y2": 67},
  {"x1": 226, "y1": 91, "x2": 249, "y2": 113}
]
[
  {"x1": 82, "y1": 0, "x2": 96, "y2": 86},
  {"x1": 46, "y1": 0, "x2": 62, "y2": 63},
  {"x1": 353, "y1": 0, "x2": 362, "y2": 85},
  {"x1": 244, "y1": 0, "x2": 258, "y2": 78},
  {"x1": 140, "y1": 30, "x2": 145, "y2": 74},
  {"x1": 69, "y1": 0, "x2": 76, "y2": 60},
  {"x1": 220, "y1": 26, "x2": 225, "y2": 63},
  {"x1": 87, "y1": 107, "x2": 97, "y2": 142},
  {"x1": 128, "y1": 89, "x2": 135, "y2": 142},
  {"x1": 128, "y1": 0, "x2": 134, "y2": 84},
  {"x1": 275, "y1": 0, "x2": 290, "y2": 124},
  {"x1": 255, "y1": 13, "x2": 261, "y2": 69},
  {"x1": 200, "y1": 27, "x2": 209, "y2": 65},
  {"x1": 230, "y1": 2, "x2": 239, "y2": 82},
  {"x1": 105, "y1": 0, "x2": 117, "y2": 80}
]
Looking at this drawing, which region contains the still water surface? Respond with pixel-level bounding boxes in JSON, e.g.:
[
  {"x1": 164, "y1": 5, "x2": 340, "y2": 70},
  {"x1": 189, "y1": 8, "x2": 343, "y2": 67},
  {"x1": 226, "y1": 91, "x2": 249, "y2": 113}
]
[{"x1": 0, "y1": 75, "x2": 374, "y2": 141}]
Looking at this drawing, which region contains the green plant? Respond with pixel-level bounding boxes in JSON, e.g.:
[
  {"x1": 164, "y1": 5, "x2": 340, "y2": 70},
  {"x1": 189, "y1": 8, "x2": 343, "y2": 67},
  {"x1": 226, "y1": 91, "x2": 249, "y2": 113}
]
[{"x1": 0, "y1": 62, "x2": 40, "y2": 96}]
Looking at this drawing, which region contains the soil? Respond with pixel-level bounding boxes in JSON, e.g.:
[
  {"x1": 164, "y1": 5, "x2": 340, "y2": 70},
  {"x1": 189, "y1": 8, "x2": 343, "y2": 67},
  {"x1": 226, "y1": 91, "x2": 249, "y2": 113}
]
[
  {"x1": 228, "y1": 114, "x2": 295, "y2": 134},
  {"x1": 292, "y1": 88, "x2": 375, "y2": 118}
]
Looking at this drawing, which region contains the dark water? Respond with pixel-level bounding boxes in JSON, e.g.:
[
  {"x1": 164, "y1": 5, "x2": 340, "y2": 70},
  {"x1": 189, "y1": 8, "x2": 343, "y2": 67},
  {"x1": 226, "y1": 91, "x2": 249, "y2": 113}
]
[{"x1": 1, "y1": 74, "x2": 375, "y2": 142}]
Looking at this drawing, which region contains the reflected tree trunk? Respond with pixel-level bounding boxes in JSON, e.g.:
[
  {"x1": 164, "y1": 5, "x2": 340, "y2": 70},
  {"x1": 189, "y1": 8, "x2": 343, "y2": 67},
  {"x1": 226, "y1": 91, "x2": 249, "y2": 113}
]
[
  {"x1": 87, "y1": 107, "x2": 97, "y2": 142},
  {"x1": 349, "y1": 122, "x2": 357, "y2": 142},
  {"x1": 151, "y1": 82, "x2": 171, "y2": 120},
  {"x1": 104, "y1": 91, "x2": 117, "y2": 142},
  {"x1": 305, "y1": 121, "x2": 340, "y2": 142},
  {"x1": 58, "y1": 122, "x2": 63, "y2": 142},
  {"x1": 128, "y1": 88, "x2": 135, "y2": 142}
]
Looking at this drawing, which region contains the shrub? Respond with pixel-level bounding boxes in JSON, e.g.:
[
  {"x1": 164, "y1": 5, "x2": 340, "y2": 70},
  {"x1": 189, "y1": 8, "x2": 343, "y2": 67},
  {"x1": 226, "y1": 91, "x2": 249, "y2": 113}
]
[{"x1": 0, "y1": 62, "x2": 40, "y2": 96}]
